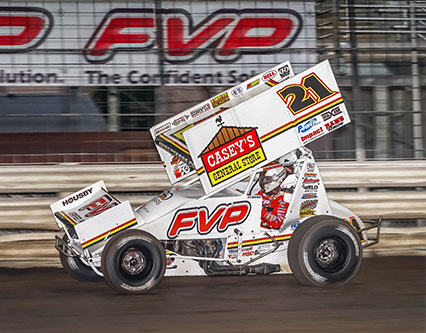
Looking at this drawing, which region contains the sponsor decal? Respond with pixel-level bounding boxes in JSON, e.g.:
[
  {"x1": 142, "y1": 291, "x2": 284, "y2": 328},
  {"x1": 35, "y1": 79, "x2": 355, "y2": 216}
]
[
  {"x1": 302, "y1": 193, "x2": 317, "y2": 199},
  {"x1": 167, "y1": 201, "x2": 251, "y2": 239},
  {"x1": 259, "y1": 95, "x2": 343, "y2": 143},
  {"x1": 170, "y1": 155, "x2": 191, "y2": 179},
  {"x1": 299, "y1": 200, "x2": 318, "y2": 217},
  {"x1": 62, "y1": 188, "x2": 93, "y2": 206},
  {"x1": 344, "y1": 216, "x2": 366, "y2": 243},
  {"x1": 242, "y1": 250, "x2": 255, "y2": 257},
  {"x1": 172, "y1": 115, "x2": 188, "y2": 127},
  {"x1": 301, "y1": 127, "x2": 324, "y2": 143},
  {"x1": 228, "y1": 249, "x2": 256, "y2": 259},
  {"x1": 211, "y1": 92, "x2": 230, "y2": 108},
  {"x1": 321, "y1": 106, "x2": 342, "y2": 121},
  {"x1": 190, "y1": 103, "x2": 211, "y2": 118},
  {"x1": 246, "y1": 79, "x2": 260, "y2": 90},
  {"x1": 307, "y1": 163, "x2": 316, "y2": 172},
  {"x1": 297, "y1": 117, "x2": 319, "y2": 133},
  {"x1": 291, "y1": 222, "x2": 301, "y2": 230},
  {"x1": 257, "y1": 243, "x2": 273, "y2": 251},
  {"x1": 78, "y1": 194, "x2": 119, "y2": 218},
  {"x1": 215, "y1": 115, "x2": 225, "y2": 127},
  {"x1": 227, "y1": 233, "x2": 292, "y2": 249},
  {"x1": 278, "y1": 64, "x2": 291, "y2": 79},
  {"x1": 153, "y1": 197, "x2": 161, "y2": 205},
  {"x1": 304, "y1": 172, "x2": 317, "y2": 178},
  {"x1": 154, "y1": 122, "x2": 171, "y2": 136},
  {"x1": 159, "y1": 190, "x2": 173, "y2": 200},
  {"x1": 199, "y1": 127, "x2": 266, "y2": 186},
  {"x1": 84, "y1": 8, "x2": 302, "y2": 64},
  {"x1": 231, "y1": 86, "x2": 243, "y2": 98},
  {"x1": 302, "y1": 184, "x2": 319, "y2": 192},
  {"x1": 303, "y1": 178, "x2": 319, "y2": 183},
  {"x1": 262, "y1": 70, "x2": 277, "y2": 81},
  {"x1": 153, "y1": 189, "x2": 173, "y2": 205},
  {"x1": 325, "y1": 115, "x2": 344, "y2": 132}
]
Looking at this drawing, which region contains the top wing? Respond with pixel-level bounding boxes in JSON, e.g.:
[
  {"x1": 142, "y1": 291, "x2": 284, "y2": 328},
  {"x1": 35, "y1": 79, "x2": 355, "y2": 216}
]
[
  {"x1": 150, "y1": 61, "x2": 295, "y2": 184},
  {"x1": 182, "y1": 60, "x2": 350, "y2": 194}
]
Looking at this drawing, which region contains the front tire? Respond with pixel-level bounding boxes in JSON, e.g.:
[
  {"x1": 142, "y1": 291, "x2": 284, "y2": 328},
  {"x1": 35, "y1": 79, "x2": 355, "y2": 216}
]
[
  {"x1": 288, "y1": 216, "x2": 362, "y2": 286},
  {"x1": 101, "y1": 229, "x2": 166, "y2": 294}
]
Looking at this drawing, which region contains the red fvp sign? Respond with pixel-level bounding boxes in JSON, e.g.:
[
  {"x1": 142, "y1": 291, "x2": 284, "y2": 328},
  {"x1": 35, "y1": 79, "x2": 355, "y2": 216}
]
[
  {"x1": 167, "y1": 202, "x2": 251, "y2": 238},
  {"x1": 0, "y1": 7, "x2": 302, "y2": 64}
]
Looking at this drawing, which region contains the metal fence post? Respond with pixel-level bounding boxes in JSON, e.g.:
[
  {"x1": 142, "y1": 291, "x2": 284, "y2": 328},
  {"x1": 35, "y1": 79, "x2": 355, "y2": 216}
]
[
  {"x1": 107, "y1": 87, "x2": 119, "y2": 132},
  {"x1": 348, "y1": 0, "x2": 365, "y2": 162},
  {"x1": 374, "y1": 86, "x2": 390, "y2": 159},
  {"x1": 154, "y1": 0, "x2": 168, "y2": 123},
  {"x1": 410, "y1": 2, "x2": 424, "y2": 159}
]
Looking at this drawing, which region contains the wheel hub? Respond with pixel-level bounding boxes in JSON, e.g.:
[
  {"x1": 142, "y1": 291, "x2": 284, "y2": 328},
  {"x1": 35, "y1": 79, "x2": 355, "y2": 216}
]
[
  {"x1": 121, "y1": 249, "x2": 146, "y2": 275},
  {"x1": 315, "y1": 239, "x2": 339, "y2": 266}
]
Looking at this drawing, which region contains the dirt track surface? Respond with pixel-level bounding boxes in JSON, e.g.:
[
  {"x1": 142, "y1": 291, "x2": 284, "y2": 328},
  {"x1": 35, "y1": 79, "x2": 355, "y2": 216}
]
[{"x1": 0, "y1": 256, "x2": 424, "y2": 333}]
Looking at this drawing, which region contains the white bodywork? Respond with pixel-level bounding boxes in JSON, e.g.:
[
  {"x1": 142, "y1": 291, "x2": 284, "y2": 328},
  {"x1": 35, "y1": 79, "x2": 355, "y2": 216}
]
[
  {"x1": 50, "y1": 60, "x2": 366, "y2": 277},
  {"x1": 50, "y1": 150, "x2": 366, "y2": 277}
]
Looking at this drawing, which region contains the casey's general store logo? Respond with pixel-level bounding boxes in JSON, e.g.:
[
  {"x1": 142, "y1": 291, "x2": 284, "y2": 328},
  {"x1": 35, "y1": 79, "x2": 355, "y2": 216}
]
[
  {"x1": 0, "y1": 7, "x2": 302, "y2": 64},
  {"x1": 199, "y1": 126, "x2": 266, "y2": 186}
]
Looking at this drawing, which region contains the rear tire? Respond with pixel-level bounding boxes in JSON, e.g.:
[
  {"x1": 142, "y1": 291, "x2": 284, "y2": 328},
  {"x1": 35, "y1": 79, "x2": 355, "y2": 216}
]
[
  {"x1": 101, "y1": 229, "x2": 166, "y2": 294},
  {"x1": 59, "y1": 252, "x2": 102, "y2": 282},
  {"x1": 288, "y1": 215, "x2": 362, "y2": 286}
]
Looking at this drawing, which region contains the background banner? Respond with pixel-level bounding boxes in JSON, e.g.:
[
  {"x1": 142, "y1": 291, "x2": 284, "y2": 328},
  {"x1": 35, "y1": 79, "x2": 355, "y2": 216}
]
[{"x1": 0, "y1": 1, "x2": 316, "y2": 86}]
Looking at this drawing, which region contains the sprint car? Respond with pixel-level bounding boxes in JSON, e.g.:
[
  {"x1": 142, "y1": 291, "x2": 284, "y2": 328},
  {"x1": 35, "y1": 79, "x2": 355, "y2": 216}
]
[{"x1": 51, "y1": 60, "x2": 381, "y2": 294}]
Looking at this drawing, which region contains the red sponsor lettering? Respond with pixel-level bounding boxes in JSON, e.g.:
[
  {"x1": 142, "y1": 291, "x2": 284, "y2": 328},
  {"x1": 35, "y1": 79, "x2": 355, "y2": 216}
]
[
  {"x1": 84, "y1": 9, "x2": 155, "y2": 63},
  {"x1": 165, "y1": 16, "x2": 234, "y2": 59},
  {"x1": 1, "y1": 7, "x2": 302, "y2": 64},
  {"x1": 325, "y1": 115, "x2": 344, "y2": 131},
  {"x1": 303, "y1": 178, "x2": 320, "y2": 183},
  {"x1": 0, "y1": 17, "x2": 43, "y2": 46},
  {"x1": 85, "y1": 8, "x2": 302, "y2": 64},
  {"x1": 218, "y1": 204, "x2": 250, "y2": 231},
  {"x1": 168, "y1": 210, "x2": 198, "y2": 238},
  {"x1": 167, "y1": 202, "x2": 251, "y2": 239},
  {"x1": 198, "y1": 206, "x2": 227, "y2": 234},
  {"x1": 88, "y1": 18, "x2": 154, "y2": 57},
  {"x1": 217, "y1": 18, "x2": 294, "y2": 58},
  {"x1": 79, "y1": 195, "x2": 118, "y2": 218},
  {"x1": 301, "y1": 127, "x2": 324, "y2": 142},
  {"x1": 0, "y1": 7, "x2": 53, "y2": 52},
  {"x1": 201, "y1": 129, "x2": 260, "y2": 173},
  {"x1": 262, "y1": 70, "x2": 277, "y2": 81}
]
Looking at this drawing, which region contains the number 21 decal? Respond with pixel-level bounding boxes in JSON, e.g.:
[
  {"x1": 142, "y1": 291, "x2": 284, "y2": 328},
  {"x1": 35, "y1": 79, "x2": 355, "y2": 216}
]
[{"x1": 277, "y1": 73, "x2": 338, "y2": 114}]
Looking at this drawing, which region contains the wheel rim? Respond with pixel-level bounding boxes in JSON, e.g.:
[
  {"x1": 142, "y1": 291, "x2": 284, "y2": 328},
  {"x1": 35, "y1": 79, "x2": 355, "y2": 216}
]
[
  {"x1": 121, "y1": 248, "x2": 146, "y2": 275},
  {"x1": 314, "y1": 237, "x2": 348, "y2": 273}
]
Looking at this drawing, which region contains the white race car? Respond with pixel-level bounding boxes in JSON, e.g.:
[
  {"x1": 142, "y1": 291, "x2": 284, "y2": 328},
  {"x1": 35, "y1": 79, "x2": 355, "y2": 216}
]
[{"x1": 51, "y1": 60, "x2": 381, "y2": 294}]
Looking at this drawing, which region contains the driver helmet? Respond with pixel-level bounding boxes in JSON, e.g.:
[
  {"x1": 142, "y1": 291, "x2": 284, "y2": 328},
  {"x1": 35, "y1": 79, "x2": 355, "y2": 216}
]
[{"x1": 259, "y1": 161, "x2": 288, "y2": 194}]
